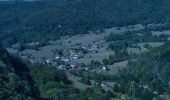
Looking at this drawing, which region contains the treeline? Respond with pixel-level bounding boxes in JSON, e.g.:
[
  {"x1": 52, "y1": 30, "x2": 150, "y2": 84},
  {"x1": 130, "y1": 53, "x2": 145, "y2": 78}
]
[{"x1": 1, "y1": 0, "x2": 170, "y2": 45}]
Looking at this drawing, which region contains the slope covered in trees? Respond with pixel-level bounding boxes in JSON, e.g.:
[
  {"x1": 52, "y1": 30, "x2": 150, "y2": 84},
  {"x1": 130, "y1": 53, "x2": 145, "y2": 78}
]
[
  {"x1": 0, "y1": 0, "x2": 73, "y2": 45},
  {"x1": 1, "y1": 0, "x2": 170, "y2": 45},
  {"x1": 0, "y1": 43, "x2": 38, "y2": 99}
]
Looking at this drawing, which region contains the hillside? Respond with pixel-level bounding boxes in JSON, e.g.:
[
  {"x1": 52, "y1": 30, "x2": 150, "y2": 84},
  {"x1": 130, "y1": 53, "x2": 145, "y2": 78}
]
[
  {"x1": 113, "y1": 42, "x2": 170, "y2": 100},
  {"x1": 0, "y1": 0, "x2": 73, "y2": 45},
  {"x1": 0, "y1": 42, "x2": 113, "y2": 99},
  {"x1": 1, "y1": 0, "x2": 170, "y2": 45},
  {"x1": 0, "y1": 43, "x2": 38, "y2": 99},
  {"x1": 1, "y1": 0, "x2": 170, "y2": 99}
]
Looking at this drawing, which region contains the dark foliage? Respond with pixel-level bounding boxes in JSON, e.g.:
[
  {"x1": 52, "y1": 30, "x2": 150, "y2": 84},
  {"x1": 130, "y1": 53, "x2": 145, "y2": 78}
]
[{"x1": 1, "y1": 0, "x2": 170, "y2": 45}]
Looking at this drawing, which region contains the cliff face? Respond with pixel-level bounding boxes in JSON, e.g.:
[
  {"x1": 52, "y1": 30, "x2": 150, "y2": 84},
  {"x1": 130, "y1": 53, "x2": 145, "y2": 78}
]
[{"x1": 0, "y1": 43, "x2": 38, "y2": 100}]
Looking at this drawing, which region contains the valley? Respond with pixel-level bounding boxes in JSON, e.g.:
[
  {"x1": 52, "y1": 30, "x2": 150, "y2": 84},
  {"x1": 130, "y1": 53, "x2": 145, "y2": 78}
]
[
  {"x1": 1, "y1": 0, "x2": 170, "y2": 99},
  {"x1": 6, "y1": 23, "x2": 170, "y2": 99}
]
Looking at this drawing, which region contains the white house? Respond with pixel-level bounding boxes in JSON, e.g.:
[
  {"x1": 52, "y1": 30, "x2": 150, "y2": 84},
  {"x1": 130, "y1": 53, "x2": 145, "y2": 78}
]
[
  {"x1": 102, "y1": 66, "x2": 106, "y2": 70},
  {"x1": 55, "y1": 56, "x2": 60, "y2": 59}
]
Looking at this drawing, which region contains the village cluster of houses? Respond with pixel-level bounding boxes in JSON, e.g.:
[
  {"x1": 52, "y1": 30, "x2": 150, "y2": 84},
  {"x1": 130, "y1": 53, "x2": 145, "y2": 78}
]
[
  {"x1": 27, "y1": 42, "x2": 98, "y2": 71},
  {"x1": 28, "y1": 52, "x2": 82, "y2": 70},
  {"x1": 81, "y1": 42, "x2": 97, "y2": 51}
]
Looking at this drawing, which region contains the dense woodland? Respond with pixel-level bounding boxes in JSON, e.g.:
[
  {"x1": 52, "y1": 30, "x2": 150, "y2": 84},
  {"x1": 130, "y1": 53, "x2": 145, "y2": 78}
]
[{"x1": 1, "y1": 0, "x2": 170, "y2": 46}]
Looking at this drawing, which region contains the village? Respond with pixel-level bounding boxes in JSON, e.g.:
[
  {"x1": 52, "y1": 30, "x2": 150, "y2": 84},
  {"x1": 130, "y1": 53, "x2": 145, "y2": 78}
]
[
  {"x1": 7, "y1": 24, "x2": 166, "y2": 74},
  {"x1": 6, "y1": 24, "x2": 170, "y2": 96},
  {"x1": 2, "y1": 0, "x2": 170, "y2": 99},
  {"x1": 27, "y1": 42, "x2": 98, "y2": 71},
  {"x1": 21, "y1": 40, "x2": 120, "y2": 91}
]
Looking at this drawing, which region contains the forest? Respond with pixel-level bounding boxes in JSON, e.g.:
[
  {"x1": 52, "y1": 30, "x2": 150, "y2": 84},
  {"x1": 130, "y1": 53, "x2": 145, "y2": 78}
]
[{"x1": 1, "y1": 0, "x2": 170, "y2": 46}]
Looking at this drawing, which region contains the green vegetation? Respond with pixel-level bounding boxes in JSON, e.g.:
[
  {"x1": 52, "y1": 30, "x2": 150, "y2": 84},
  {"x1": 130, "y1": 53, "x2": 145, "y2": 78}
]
[
  {"x1": 107, "y1": 30, "x2": 167, "y2": 44},
  {"x1": 112, "y1": 42, "x2": 170, "y2": 100},
  {"x1": 0, "y1": 43, "x2": 113, "y2": 99},
  {"x1": 102, "y1": 50, "x2": 129, "y2": 65},
  {"x1": 1, "y1": 0, "x2": 170, "y2": 99},
  {"x1": 0, "y1": 43, "x2": 38, "y2": 99},
  {"x1": 1, "y1": 0, "x2": 170, "y2": 46}
]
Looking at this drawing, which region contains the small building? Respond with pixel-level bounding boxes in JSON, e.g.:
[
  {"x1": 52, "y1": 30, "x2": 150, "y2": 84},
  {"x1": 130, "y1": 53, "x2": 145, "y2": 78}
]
[
  {"x1": 102, "y1": 66, "x2": 106, "y2": 70},
  {"x1": 85, "y1": 67, "x2": 88, "y2": 71},
  {"x1": 46, "y1": 59, "x2": 50, "y2": 64},
  {"x1": 55, "y1": 56, "x2": 60, "y2": 59},
  {"x1": 58, "y1": 65, "x2": 65, "y2": 70},
  {"x1": 64, "y1": 58, "x2": 69, "y2": 62},
  {"x1": 70, "y1": 64, "x2": 75, "y2": 68}
]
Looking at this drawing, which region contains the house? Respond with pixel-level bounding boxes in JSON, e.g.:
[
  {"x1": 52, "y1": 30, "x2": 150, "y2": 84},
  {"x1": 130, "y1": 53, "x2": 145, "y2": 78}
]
[
  {"x1": 81, "y1": 46, "x2": 87, "y2": 49},
  {"x1": 58, "y1": 65, "x2": 65, "y2": 70},
  {"x1": 101, "y1": 83, "x2": 107, "y2": 87},
  {"x1": 102, "y1": 66, "x2": 106, "y2": 70},
  {"x1": 85, "y1": 67, "x2": 88, "y2": 71},
  {"x1": 64, "y1": 58, "x2": 69, "y2": 62},
  {"x1": 70, "y1": 53, "x2": 79, "y2": 59},
  {"x1": 55, "y1": 56, "x2": 60, "y2": 59},
  {"x1": 88, "y1": 43, "x2": 97, "y2": 51},
  {"x1": 46, "y1": 57, "x2": 56, "y2": 64},
  {"x1": 70, "y1": 64, "x2": 75, "y2": 68},
  {"x1": 61, "y1": 57, "x2": 70, "y2": 63},
  {"x1": 46, "y1": 59, "x2": 50, "y2": 64}
]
